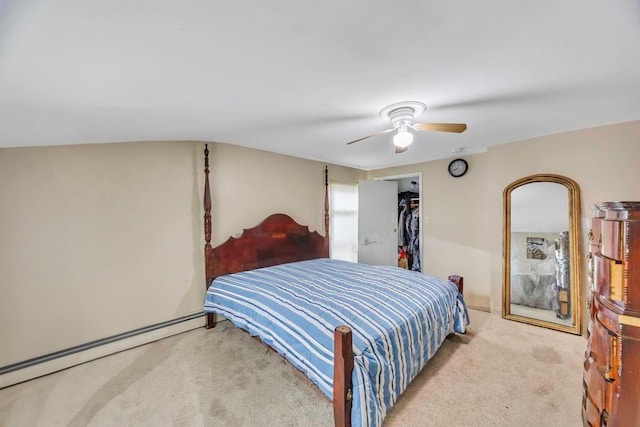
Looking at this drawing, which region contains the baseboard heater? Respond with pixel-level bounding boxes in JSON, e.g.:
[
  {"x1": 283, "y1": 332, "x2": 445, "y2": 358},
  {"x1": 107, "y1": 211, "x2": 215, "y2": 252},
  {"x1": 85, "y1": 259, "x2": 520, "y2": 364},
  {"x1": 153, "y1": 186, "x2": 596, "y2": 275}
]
[{"x1": 0, "y1": 311, "x2": 205, "y2": 387}]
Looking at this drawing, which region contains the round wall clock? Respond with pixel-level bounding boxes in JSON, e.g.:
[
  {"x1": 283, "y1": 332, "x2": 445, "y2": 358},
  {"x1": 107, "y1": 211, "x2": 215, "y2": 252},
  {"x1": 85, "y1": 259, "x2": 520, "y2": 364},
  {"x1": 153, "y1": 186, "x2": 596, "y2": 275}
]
[{"x1": 448, "y1": 158, "x2": 468, "y2": 178}]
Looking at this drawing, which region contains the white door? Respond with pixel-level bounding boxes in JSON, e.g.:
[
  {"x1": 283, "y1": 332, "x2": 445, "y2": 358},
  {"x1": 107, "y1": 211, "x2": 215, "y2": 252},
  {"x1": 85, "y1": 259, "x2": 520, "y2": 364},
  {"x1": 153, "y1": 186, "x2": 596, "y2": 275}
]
[{"x1": 358, "y1": 180, "x2": 398, "y2": 266}]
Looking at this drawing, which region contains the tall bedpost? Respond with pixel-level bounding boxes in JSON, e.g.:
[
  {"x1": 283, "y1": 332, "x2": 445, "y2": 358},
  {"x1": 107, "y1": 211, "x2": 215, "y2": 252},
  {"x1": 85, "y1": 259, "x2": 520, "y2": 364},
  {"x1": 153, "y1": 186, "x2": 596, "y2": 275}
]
[
  {"x1": 333, "y1": 325, "x2": 353, "y2": 427},
  {"x1": 204, "y1": 144, "x2": 216, "y2": 329},
  {"x1": 324, "y1": 165, "x2": 330, "y2": 257}
]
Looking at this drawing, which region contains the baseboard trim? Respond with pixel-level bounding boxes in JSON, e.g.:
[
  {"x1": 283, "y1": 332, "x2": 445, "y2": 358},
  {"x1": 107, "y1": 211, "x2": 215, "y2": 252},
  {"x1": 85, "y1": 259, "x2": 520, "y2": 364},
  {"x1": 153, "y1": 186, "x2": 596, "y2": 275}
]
[
  {"x1": 0, "y1": 312, "x2": 205, "y2": 389},
  {"x1": 467, "y1": 304, "x2": 491, "y2": 313}
]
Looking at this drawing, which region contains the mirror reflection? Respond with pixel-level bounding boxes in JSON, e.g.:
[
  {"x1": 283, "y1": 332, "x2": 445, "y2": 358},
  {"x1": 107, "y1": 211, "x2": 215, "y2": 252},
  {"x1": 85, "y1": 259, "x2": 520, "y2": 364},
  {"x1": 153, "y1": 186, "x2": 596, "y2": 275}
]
[{"x1": 503, "y1": 175, "x2": 581, "y2": 334}]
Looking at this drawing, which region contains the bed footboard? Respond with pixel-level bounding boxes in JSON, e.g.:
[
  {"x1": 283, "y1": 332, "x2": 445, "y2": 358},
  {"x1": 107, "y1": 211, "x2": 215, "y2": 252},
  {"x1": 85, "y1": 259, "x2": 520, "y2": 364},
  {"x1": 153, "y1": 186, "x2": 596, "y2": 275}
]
[
  {"x1": 448, "y1": 275, "x2": 464, "y2": 295},
  {"x1": 333, "y1": 275, "x2": 461, "y2": 427},
  {"x1": 334, "y1": 326, "x2": 354, "y2": 427}
]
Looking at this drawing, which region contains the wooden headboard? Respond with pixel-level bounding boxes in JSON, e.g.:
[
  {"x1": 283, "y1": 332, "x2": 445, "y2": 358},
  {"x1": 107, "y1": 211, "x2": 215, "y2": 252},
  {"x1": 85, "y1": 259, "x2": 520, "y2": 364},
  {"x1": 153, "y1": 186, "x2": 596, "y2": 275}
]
[
  {"x1": 203, "y1": 144, "x2": 330, "y2": 287},
  {"x1": 209, "y1": 213, "x2": 328, "y2": 279}
]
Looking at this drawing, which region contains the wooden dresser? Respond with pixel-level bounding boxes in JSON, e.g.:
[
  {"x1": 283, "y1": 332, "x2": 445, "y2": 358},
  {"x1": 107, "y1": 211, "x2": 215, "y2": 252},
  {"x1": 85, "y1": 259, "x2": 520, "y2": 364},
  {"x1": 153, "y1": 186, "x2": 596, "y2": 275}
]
[{"x1": 583, "y1": 202, "x2": 640, "y2": 426}]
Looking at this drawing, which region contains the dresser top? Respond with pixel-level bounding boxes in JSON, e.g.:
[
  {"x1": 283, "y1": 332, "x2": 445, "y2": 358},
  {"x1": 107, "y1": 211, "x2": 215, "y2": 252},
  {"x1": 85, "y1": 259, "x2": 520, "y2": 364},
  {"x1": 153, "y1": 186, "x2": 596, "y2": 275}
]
[{"x1": 592, "y1": 202, "x2": 640, "y2": 220}]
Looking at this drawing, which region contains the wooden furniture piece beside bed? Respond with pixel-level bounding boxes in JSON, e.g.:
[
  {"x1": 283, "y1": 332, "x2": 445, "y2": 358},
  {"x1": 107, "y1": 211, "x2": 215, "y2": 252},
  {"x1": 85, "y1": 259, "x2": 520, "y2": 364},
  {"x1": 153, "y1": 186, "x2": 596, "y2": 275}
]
[
  {"x1": 201, "y1": 145, "x2": 464, "y2": 427},
  {"x1": 582, "y1": 202, "x2": 640, "y2": 426}
]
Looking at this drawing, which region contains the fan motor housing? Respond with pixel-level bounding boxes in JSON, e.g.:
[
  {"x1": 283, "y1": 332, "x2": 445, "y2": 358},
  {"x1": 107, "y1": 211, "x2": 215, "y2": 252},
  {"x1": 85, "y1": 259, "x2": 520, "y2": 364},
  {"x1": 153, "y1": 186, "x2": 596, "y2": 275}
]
[{"x1": 379, "y1": 101, "x2": 426, "y2": 127}]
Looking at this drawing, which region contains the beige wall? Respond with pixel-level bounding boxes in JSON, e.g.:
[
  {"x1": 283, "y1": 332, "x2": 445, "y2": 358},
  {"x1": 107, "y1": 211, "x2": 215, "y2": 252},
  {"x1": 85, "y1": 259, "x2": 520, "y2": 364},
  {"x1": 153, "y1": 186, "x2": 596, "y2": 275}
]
[
  {"x1": 208, "y1": 143, "x2": 365, "y2": 246},
  {"x1": 0, "y1": 141, "x2": 203, "y2": 366},
  {"x1": 2, "y1": 120, "x2": 637, "y2": 366},
  {"x1": 368, "y1": 152, "x2": 492, "y2": 310},
  {"x1": 369, "y1": 120, "x2": 640, "y2": 319},
  {"x1": 0, "y1": 141, "x2": 364, "y2": 367},
  {"x1": 486, "y1": 120, "x2": 640, "y2": 320}
]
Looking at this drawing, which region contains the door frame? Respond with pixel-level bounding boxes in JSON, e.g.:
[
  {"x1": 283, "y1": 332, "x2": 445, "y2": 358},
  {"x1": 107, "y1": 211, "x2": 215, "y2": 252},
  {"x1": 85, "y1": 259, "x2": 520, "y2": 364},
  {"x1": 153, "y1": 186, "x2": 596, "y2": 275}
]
[{"x1": 374, "y1": 172, "x2": 423, "y2": 272}]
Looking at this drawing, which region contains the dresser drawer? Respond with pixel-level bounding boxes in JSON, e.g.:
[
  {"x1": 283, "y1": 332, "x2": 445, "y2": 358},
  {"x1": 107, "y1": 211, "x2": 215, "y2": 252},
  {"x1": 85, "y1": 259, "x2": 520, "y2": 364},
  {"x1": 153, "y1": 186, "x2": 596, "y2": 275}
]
[
  {"x1": 600, "y1": 220, "x2": 625, "y2": 261},
  {"x1": 583, "y1": 368, "x2": 617, "y2": 427},
  {"x1": 583, "y1": 391, "x2": 601, "y2": 427},
  {"x1": 584, "y1": 358, "x2": 606, "y2": 410},
  {"x1": 586, "y1": 202, "x2": 640, "y2": 427},
  {"x1": 623, "y1": 220, "x2": 640, "y2": 311},
  {"x1": 589, "y1": 218, "x2": 603, "y2": 255},
  {"x1": 593, "y1": 253, "x2": 625, "y2": 304},
  {"x1": 588, "y1": 313, "x2": 619, "y2": 382}
]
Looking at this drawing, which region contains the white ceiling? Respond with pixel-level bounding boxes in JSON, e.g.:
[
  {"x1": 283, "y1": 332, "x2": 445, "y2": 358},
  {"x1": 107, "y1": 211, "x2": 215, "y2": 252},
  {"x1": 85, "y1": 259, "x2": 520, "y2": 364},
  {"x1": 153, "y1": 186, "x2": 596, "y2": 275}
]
[{"x1": 1, "y1": 1, "x2": 639, "y2": 170}]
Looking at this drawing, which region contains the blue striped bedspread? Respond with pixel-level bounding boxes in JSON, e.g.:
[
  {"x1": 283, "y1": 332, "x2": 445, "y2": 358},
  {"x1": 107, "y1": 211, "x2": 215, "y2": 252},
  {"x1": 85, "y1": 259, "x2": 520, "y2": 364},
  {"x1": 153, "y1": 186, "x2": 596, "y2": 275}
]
[{"x1": 204, "y1": 258, "x2": 469, "y2": 427}]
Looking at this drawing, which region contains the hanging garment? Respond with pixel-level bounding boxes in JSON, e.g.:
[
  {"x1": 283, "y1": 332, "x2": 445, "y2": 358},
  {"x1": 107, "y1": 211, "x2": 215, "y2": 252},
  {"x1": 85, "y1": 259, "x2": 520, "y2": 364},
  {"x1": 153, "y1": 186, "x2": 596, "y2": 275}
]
[
  {"x1": 398, "y1": 209, "x2": 407, "y2": 246},
  {"x1": 408, "y1": 208, "x2": 421, "y2": 271}
]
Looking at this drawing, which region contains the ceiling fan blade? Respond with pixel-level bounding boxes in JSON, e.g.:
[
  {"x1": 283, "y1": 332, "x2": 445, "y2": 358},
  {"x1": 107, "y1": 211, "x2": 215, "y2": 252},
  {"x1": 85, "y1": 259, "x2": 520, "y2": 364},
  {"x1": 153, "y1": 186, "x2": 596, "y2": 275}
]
[
  {"x1": 415, "y1": 122, "x2": 467, "y2": 133},
  {"x1": 395, "y1": 145, "x2": 409, "y2": 154},
  {"x1": 346, "y1": 128, "x2": 394, "y2": 145}
]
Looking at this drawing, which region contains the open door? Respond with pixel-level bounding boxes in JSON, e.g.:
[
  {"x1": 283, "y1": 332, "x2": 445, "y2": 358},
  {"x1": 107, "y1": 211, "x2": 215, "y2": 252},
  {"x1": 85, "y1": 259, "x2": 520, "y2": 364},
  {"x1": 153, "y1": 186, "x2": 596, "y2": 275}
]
[{"x1": 358, "y1": 180, "x2": 398, "y2": 266}]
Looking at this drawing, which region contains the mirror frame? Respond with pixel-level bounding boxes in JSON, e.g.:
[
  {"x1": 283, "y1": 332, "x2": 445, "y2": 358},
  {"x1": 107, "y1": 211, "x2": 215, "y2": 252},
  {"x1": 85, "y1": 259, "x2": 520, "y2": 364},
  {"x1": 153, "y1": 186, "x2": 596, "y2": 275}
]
[{"x1": 502, "y1": 174, "x2": 582, "y2": 335}]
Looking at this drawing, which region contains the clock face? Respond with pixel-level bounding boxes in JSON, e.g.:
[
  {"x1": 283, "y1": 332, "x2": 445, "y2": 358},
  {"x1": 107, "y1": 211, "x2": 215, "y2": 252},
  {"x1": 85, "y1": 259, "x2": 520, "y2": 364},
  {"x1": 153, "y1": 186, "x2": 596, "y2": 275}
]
[{"x1": 448, "y1": 159, "x2": 468, "y2": 177}]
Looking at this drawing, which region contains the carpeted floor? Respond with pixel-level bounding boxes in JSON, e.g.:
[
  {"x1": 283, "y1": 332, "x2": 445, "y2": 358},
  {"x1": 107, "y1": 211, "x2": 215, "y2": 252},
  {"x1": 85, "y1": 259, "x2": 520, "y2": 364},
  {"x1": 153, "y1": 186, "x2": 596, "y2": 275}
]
[{"x1": 0, "y1": 309, "x2": 586, "y2": 426}]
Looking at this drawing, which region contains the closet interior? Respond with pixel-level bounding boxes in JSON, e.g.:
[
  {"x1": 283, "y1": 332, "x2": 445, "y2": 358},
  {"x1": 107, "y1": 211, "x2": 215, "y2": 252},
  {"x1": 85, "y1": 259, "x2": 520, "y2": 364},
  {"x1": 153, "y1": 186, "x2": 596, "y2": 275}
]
[{"x1": 394, "y1": 177, "x2": 421, "y2": 272}]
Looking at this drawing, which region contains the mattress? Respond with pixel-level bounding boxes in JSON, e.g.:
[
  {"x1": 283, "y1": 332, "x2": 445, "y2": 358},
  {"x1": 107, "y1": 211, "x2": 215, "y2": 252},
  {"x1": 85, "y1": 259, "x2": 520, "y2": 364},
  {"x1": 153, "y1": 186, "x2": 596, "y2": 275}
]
[{"x1": 204, "y1": 258, "x2": 468, "y2": 427}]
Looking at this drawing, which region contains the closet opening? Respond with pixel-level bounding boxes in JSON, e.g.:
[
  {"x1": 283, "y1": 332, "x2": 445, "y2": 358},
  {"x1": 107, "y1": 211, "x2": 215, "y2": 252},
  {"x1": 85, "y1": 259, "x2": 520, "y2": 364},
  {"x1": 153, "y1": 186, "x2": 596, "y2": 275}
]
[{"x1": 378, "y1": 173, "x2": 422, "y2": 273}]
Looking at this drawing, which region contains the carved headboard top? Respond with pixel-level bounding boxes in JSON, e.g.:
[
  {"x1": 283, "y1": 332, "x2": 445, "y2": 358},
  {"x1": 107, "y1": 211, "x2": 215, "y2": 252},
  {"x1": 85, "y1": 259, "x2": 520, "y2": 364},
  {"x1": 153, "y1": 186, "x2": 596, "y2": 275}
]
[
  {"x1": 209, "y1": 213, "x2": 328, "y2": 282},
  {"x1": 203, "y1": 144, "x2": 330, "y2": 286}
]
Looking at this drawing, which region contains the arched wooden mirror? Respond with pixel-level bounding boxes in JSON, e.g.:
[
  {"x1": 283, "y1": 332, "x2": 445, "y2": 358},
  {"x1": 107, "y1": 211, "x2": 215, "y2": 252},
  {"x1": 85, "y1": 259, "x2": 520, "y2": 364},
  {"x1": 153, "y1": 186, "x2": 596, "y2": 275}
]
[{"x1": 503, "y1": 174, "x2": 582, "y2": 334}]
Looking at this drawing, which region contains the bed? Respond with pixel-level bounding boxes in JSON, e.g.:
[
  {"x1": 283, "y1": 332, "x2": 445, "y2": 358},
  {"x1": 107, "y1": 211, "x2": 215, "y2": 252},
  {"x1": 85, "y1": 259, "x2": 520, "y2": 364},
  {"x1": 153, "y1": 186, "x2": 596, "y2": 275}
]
[{"x1": 201, "y1": 145, "x2": 469, "y2": 427}]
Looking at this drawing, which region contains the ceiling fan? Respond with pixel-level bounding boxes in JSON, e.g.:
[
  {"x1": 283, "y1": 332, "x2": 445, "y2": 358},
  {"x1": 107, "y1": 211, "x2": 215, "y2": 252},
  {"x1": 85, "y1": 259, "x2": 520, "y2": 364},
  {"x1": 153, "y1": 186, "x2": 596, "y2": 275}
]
[{"x1": 346, "y1": 101, "x2": 467, "y2": 154}]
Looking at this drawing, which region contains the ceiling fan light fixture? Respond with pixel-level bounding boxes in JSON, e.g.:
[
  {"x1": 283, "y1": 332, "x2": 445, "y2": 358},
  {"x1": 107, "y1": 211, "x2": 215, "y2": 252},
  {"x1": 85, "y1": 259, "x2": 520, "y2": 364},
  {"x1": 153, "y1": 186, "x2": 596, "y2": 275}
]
[
  {"x1": 393, "y1": 127, "x2": 413, "y2": 148},
  {"x1": 345, "y1": 101, "x2": 466, "y2": 151}
]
